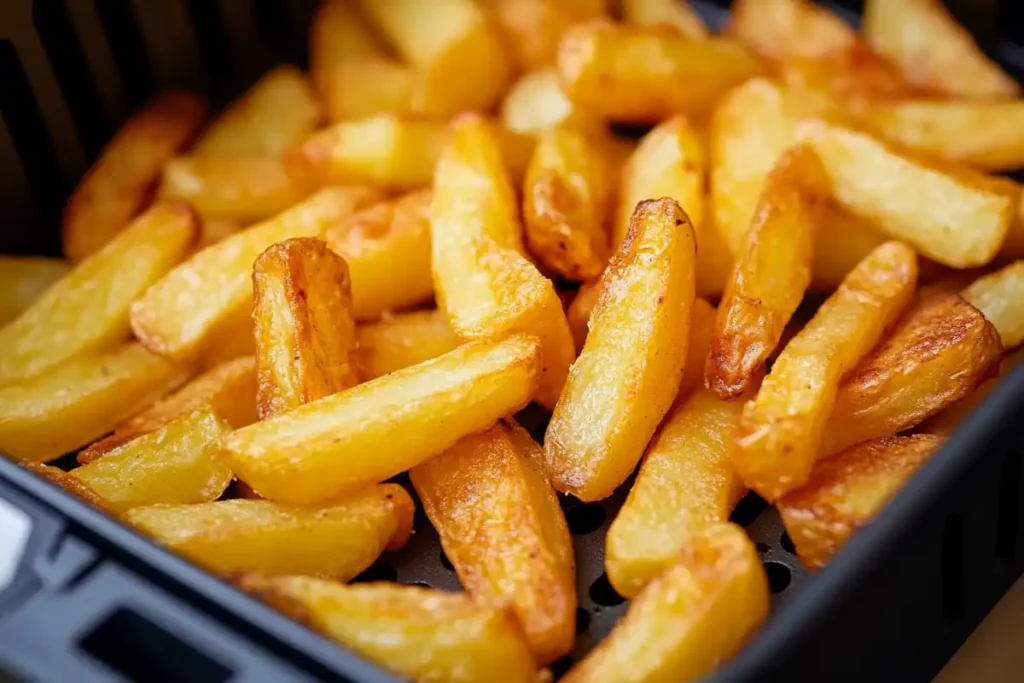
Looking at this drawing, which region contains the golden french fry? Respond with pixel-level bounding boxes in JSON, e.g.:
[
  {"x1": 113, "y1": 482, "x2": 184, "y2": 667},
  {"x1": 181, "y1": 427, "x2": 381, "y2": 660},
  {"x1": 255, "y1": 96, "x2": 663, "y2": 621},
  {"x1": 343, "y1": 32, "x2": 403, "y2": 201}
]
[
  {"x1": 1, "y1": 202, "x2": 196, "y2": 385},
  {"x1": 500, "y1": 68, "x2": 601, "y2": 136},
  {"x1": 557, "y1": 20, "x2": 761, "y2": 123},
  {"x1": 355, "y1": 310, "x2": 458, "y2": 380},
  {"x1": 0, "y1": 344, "x2": 190, "y2": 463},
  {"x1": 0, "y1": 257, "x2": 69, "y2": 326},
  {"x1": 237, "y1": 576, "x2": 540, "y2": 683},
  {"x1": 125, "y1": 484, "x2": 414, "y2": 578},
  {"x1": 566, "y1": 279, "x2": 601, "y2": 354},
  {"x1": 728, "y1": 0, "x2": 856, "y2": 61},
  {"x1": 733, "y1": 242, "x2": 918, "y2": 501},
  {"x1": 675, "y1": 298, "x2": 719, "y2": 405},
  {"x1": 490, "y1": 0, "x2": 608, "y2": 71},
  {"x1": 925, "y1": 348, "x2": 1024, "y2": 436},
  {"x1": 24, "y1": 463, "x2": 115, "y2": 513},
  {"x1": 962, "y1": 261, "x2": 1024, "y2": 349},
  {"x1": 197, "y1": 305, "x2": 258, "y2": 369},
  {"x1": 544, "y1": 198, "x2": 696, "y2": 501},
  {"x1": 253, "y1": 238, "x2": 361, "y2": 418},
  {"x1": 411, "y1": 422, "x2": 575, "y2": 663},
  {"x1": 707, "y1": 145, "x2": 829, "y2": 400},
  {"x1": 621, "y1": 0, "x2": 708, "y2": 38},
  {"x1": 62, "y1": 92, "x2": 206, "y2": 262},
  {"x1": 224, "y1": 335, "x2": 541, "y2": 504},
  {"x1": 131, "y1": 186, "x2": 382, "y2": 362},
  {"x1": 779, "y1": 435, "x2": 945, "y2": 569},
  {"x1": 563, "y1": 523, "x2": 768, "y2": 683}
]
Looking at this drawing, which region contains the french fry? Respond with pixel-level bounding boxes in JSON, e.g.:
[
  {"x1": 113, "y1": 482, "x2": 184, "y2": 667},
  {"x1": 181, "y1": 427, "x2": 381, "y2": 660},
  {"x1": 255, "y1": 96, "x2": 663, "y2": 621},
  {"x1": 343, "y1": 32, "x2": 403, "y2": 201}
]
[
  {"x1": 197, "y1": 305, "x2": 258, "y2": 369},
  {"x1": 822, "y1": 293, "x2": 1002, "y2": 457},
  {"x1": 62, "y1": 92, "x2": 206, "y2": 262},
  {"x1": 500, "y1": 68, "x2": 601, "y2": 136},
  {"x1": 544, "y1": 198, "x2": 696, "y2": 501},
  {"x1": 621, "y1": 0, "x2": 708, "y2": 38},
  {"x1": 411, "y1": 422, "x2": 575, "y2": 663},
  {"x1": 810, "y1": 207, "x2": 889, "y2": 291},
  {"x1": 863, "y1": 0, "x2": 1019, "y2": 101},
  {"x1": 778, "y1": 435, "x2": 945, "y2": 569},
  {"x1": 323, "y1": 190, "x2": 434, "y2": 321},
  {"x1": 706, "y1": 145, "x2": 829, "y2": 400},
  {"x1": 431, "y1": 115, "x2": 574, "y2": 409},
  {"x1": 355, "y1": 310, "x2": 458, "y2": 380},
  {"x1": 780, "y1": 51, "x2": 909, "y2": 116},
  {"x1": 0, "y1": 257, "x2": 69, "y2": 326},
  {"x1": 253, "y1": 238, "x2": 361, "y2": 418},
  {"x1": 24, "y1": 463, "x2": 115, "y2": 513},
  {"x1": 798, "y1": 120, "x2": 1017, "y2": 268},
  {"x1": 131, "y1": 186, "x2": 382, "y2": 362},
  {"x1": 675, "y1": 298, "x2": 719, "y2": 405},
  {"x1": 0, "y1": 344, "x2": 190, "y2": 463},
  {"x1": 197, "y1": 218, "x2": 241, "y2": 249},
  {"x1": 1, "y1": 202, "x2": 197, "y2": 385},
  {"x1": 224, "y1": 335, "x2": 541, "y2": 504},
  {"x1": 563, "y1": 523, "x2": 768, "y2": 683},
  {"x1": 733, "y1": 242, "x2": 918, "y2": 501},
  {"x1": 125, "y1": 484, "x2": 414, "y2": 578},
  {"x1": 728, "y1": 0, "x2": 856, "y2": 62},
  {"x1": 237, "y1": 576, "x2": 541, "y2": 683},
  {"x1": 490, "y1": 0, "x2": 608, "y2": 71},
  {"x1": 557, "y1": 20, "x2": 761, "y2": 123},
  {"x1": 962, "y1": 261, "x2": 1024, "y2": 349},
  {"x1": 925, "y1": 348, "x2": 1024, "y2": 436},
  {"x1": 566, "y1": 279, "x2": 600, "y2": 354}
]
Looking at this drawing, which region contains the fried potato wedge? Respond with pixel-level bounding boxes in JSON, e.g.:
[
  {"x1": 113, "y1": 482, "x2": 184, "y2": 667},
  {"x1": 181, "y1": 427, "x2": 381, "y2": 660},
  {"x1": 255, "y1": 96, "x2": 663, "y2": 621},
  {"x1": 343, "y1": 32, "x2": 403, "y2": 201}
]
[
  {"x1": 563, "y1": 523, "x2": 768, "y2": 683},
  {"x1": 490, "y1": 0, "x2": 608, "y2": 71},
  {"x1": 224, "y1": 335, "x2": 541, "y2": 504},
  {"x1": 621, "y1": 0, "x2": 707, "y2": 38},
  {"x1": 963, "y1": 261, "x2": 1024, "y2": 349},
  {"x1": 411, "y1": 422, "x2": 575, "y2": 663},
  {"x1": 0, "y1": 344, "x2": 190, "y2": 463},
  {"x1": 131, "y1": 186, "x2": 382, "y2": 361},
  {"x1": 0, "y1": 257, "x2": 69, "y2": 326},
  {"x1": 557, "y1": 21, "x2": 761, "y2": 123},
  {"x1": 355, "y1": 310, "x2": 458, "y2": 380},
  {"x1": 25, "y1": 464, "x2": 115, "y2": 513},
  {"x1": 62, "y1": 92, "x2": 206, "y2": 262},
  {"x1": 544, "y1": 199, "x2": 696, "y2": 501},
  {"x1": 707, "y1": 145, "x2": 829, "y2": 400},
  {"x1": 1, "y1": 202, "x2": 196, "y2": 385},
  {"x1": 798, "y1": 120, "x2": 1017, "y2": 268},
  {"x1": 500, "y1": 68, "x2": 600, "y2": 136},
  {"x1": 253, "y1": 238, "x2": 361, "y2": 419},
  {"x1": 779, "y1": 435, "x2": 944, "y2": 569},
  {"x1": 237, "y1": 577, "x2": 540, "y2": 682},
  {"x1": 734, "y1": 242, "x2": 918, "y2": 501},
  {"x1": 728, "y1": 0, "x2": 855, "y2": 62},
  {"x1": 863, "y1": 0, "x2": 1019, "y2": 100},
  {"x1": 126, "y1": 484, "x2": 414, "y2": 577},
  {"x1": 322, "y1": 190, "x2": 434, "y2": 321},
  {"x1": 925, "y1": 347, "x2": 1024, "y2": 436}
]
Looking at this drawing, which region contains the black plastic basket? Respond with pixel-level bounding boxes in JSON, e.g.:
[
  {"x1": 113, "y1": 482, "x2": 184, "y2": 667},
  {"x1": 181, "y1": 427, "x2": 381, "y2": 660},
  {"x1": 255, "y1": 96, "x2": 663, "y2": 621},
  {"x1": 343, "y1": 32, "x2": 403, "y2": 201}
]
[{"x1": 1, "y1": 1, "x2": 1023, "y2": 682}]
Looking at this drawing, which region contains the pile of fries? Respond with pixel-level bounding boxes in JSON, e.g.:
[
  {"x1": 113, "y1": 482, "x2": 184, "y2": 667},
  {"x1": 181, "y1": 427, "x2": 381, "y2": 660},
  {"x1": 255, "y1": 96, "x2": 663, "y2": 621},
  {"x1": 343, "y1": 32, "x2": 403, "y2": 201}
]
[{"x1": 4, "y1": 0, "x2": 1024, "y2": 680}]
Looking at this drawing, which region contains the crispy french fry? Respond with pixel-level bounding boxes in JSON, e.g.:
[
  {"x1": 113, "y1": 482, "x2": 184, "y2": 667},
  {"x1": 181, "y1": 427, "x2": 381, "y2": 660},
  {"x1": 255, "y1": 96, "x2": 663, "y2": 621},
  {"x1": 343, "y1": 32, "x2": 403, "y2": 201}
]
[
  {"x1": 780, "y1": 51, "x2": 909, "y2": 118},
  {"x1": 728, "y1": 0, "x2": 855, "y2": 61},
  {"x1": 733, "y1": 242, "x2": 918, "y2": 501},
  {"x1": 925, "y1": 348, "x2": 1024, "y2": 436},
  {"x1": 62, "y1": 92, "x2": 206, "y2": 262},
  {"x1": 962, "y1": 261, "x2": 1024, "y2": 349},
  {"x1": 557, "y1": 20, "x2": 761, "y2": 123},
  {"x1": 131, "y1": 186, "x2": 382, "y2": 362},
  {"x1": 355, "y1": 310, "x2": 458, "y2": 379},
  {"x1": 779, "y1": 435, "x2": 945, "y2": 569},
  {"x1": 253, "y1": 238, "x2": 361, "y2": 418},
  {"x1": 563, "y1": 523, "x2": 768, "y2": 683},
  {"x1": 621, "y1": 0, "x2": 708, "y2": 38},
  {"x1": 0, "y1": 344, "x2": 190, "y2": 463},
  {"x1": 24, "y1": 463, "x2": 115, "y2": 513},
  {"x1": 863, "y1": 0, "x2": 1019, "y2": 100},
  {"x1": 544, "y1": 198, "x2": 696, "y2": 501},
  {"x1": 1, "y1": 202, "x2": 196, "y2": 385},
  {"x1": 500, "y1": 68, "x2": 601, "y2": 136},
  {"x1": 323, "y1": 190, "x2": 434, "y2": 321},
  {"x1": 125, "y1": 484, "x2": 414, "y2": 578},
  {"x1": 567, "y1": 279, "x2": 600, "y2": 354},
  {"x1": 237, "y1": 576, "x2": 540, "y2": 682},
  {"x1": 411, "y1": 422, "x2": 575, "y2": 663},
  {"x1": 0, "y1": 257, "x2": 69, "y2": 326},
  {"x1": 706, "y1": 145, "x2": 829, "y2": 400},
  {"x1": 224, "y1": 335, "x2": 541, "y2": 504},
  {"x1": 490, "y1": 0, "x2": 608, "y2": 71}
]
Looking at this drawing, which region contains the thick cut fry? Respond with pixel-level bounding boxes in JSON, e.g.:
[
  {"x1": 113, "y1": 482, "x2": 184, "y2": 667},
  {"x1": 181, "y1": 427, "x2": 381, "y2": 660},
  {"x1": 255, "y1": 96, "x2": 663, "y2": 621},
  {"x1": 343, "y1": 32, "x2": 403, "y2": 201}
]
[
  {"x1": 926, "y1": 348, "x2": 1024, "y2": 436},
  {"x1": 557, "y1": 21, "x2": 761, "y2": 123},
  {"x1": 962, "y1": 262, "x2": 1024, "y2": 349},
  {"x1": 253, "y1": 238, "x2": 361, "y2": 419},
  {"x1": 779, "y1": 435, "x2": 944, "y2": 569},
  {"x1": 355, "y1": 310, "x2": 458, "y2": 379},
  {"x1": 0, "y1": 257, "x2": 70, "y2": 326},
  {"x1": 491, "y1": 0, "x2": 608, "y2": 71},
  {"x1": 863, "y1": 0, "x2": 1019, "y2": 101},
  {"x1": 62, "y1": 92, "x2": 206, "y2": 262},
  {"x1": 621, "y1": 0, "x2": 707, "y2": 38},
  {"x1": 411, "y1": 422, "x2": 575, "y2": 663},
  {"x1": 323, "y1": 190, "x2": 434, "y2": 321},
  {"x1": 500, "y1": 68, "x2": 600, "y2": 136},
  {"x1": 544, "y1": 199, "x2": 696, "y2": 501},
  {"x1": 563, "y1": 523, "x2": 768, "y2": 683},
  {"x1": 24, "y1": 464, "x2": 114, "y2": 513},
  {"x1": 0, "y1": 344, "x2": 190, "y2": 463},
  {"x1": 798, "y1": 120, "x2": 1017, "y2": 268},
  {"x1": 224, "y1": 335, "x2": 541, "y2": 504},
  {"x1": 734, "y1": 242, "x2": 918, "y2": 501},
  {"x1": 237, "y1": 577, "x2": 540, "y2": 683},
  {"x1": 524, "y1": 124, "x2": 611, "y2": 281},
  {"x1": 431, "y1": 115, "x2": 573, "y2": 409},
  {"x1": 1, "y1": 203, "x2": 196, "y2": 385},
  {"x1": 131, "y1": 186, "x2": 382, "y2": 361},
  {"x1": 125, "y1": 485, "x2": 414, "y2": 577},
  {"x1": 707, "y1": 146, "x2": 829, "y2": 400},
  {"x1": 728, "y1": 0, "x2": 855, "y2": 61}
]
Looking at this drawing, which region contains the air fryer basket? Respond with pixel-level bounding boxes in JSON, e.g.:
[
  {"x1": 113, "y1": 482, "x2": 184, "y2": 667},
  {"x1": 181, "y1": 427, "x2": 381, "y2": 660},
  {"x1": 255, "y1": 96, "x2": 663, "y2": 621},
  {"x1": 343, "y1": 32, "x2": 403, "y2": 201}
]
[{"x1": 1, "y1": 1, "x2": 1023, "y2": 682}]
